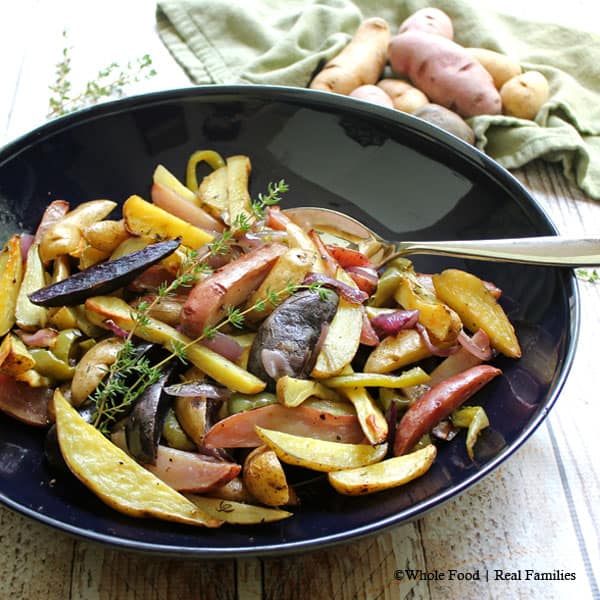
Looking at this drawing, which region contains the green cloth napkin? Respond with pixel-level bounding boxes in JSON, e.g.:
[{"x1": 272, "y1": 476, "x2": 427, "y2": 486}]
[{"x1": 156, "y1": 0, "x2": 600, "y2": 200}]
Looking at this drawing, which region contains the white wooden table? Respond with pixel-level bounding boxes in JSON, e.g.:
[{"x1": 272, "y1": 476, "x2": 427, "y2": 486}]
[{"x1": 1, "y1": 1, "x2": 599, "y2": 598}]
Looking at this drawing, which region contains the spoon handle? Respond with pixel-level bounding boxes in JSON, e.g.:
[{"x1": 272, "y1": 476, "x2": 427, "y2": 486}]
[{"x1": 396, "y1": 237, "x2": 600, "y2": 267}]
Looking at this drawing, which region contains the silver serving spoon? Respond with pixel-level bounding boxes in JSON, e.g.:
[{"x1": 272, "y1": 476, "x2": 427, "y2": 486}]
[{"x1": 283, "y1": 207, "x2": 600, "y2": 268}]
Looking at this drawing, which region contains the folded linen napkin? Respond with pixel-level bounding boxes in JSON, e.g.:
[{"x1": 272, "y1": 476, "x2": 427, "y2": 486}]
[{"x1": 156, "y1": 0, "x2": 600, "y2": 199}]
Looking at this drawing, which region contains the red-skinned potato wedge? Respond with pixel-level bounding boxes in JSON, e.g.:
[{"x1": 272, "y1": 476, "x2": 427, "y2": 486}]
[
  {"x1": 181, "y1": 242, "x2": 288, "y2": 338},
  {"x1": 325, "y1": 245, "x2": 374, "y2": 269},
  {"x1": 151, "y1": 182, "x2": 225, "y2": 233},
  {"x1": 144, "y1": 445, "x2": 241, "y2": 493},
  {"x1": 0, "y1": 373, "x2": 53, "y2": 426},
  {"x1": 394, "y1": 364, "x2": 501, "y2": 456},
  {"x1": 204, "y1": 404, "x2": 365, "y2": 448}
]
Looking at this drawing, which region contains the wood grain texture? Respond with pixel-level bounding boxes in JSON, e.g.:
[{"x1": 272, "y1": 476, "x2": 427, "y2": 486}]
[{"x1": 1, "y1": 1, "x2": 599, "y2": 599}]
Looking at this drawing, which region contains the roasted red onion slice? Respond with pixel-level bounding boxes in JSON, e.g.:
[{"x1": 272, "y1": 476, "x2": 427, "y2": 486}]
[
  {"x1": 201, "y1": 332, "x2": 244, "y2": 362},
  {"x1": 360, "y1": 310, "x2": 380, "y2": 346},
  {"x1": 457, "y1": 329, "x2": 494, "y2": 360},
  {"x1": 302, "y1": 272, "x2": 368, "y2": 304},
  {"x1": 104, "y1": 319, "x2": 129, "y2": 338},
  {"x1": 16, "y1": 328, "x2": 59, "y2": 348},
  {"x1": 370, "y1": 309, "x2": 419, "y2": 339},
  {"x1": 164, "y1": 381, "x2": 230, "y2": 400},
  {"x1": 415, "y1": 322, "x2": 460, "y2": 357},
  {"x1": 261, "y1": 348, "x2": 295, "y2": 380}
]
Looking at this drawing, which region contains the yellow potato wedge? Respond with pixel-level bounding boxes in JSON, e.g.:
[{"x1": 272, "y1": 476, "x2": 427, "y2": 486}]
[
  {"x1": 174, "y1": 396, "x2": 208, "y2": 446},
  {"x1": 186, "y1": 495, "x2": 292, "y2": 524},
  {"x1": 71, "y1": 337, "x2": 124, "y2": 406},
  {"x1": 245, "y1": 248, "x2": 317, "y2": 322},
  {"x1": 85, "y1": 296, "x2": 266, "y2": 394},
  {"x1": 0, "y1": 334, "x2": 36, "y2": 375},
  {"x1": 243, "y1": 445, "x2": 291, "y2": 507},
  {"x1": 39, "y1": 199, "x2": 117, "y2": 263},
  {"x1": 52, "y1": 389, "x2": 221, "y2": 527},
  {"x1": 15, "y1": 242, "x2": 47, "y2": 331},
  {"x1": 328, "y1": 444, "x2": 437, "y2": 495},
  {"x1": 255, "y1": 426, "x2": 388, "y2": 472},
  {"x1": 197, "y1": 165, "x2": 229, "y2": 219},
  {"x1": 0, "y1": 234, "x2": 24, "y2": 336},
  {"x1": 331, "y1": 365, "x2": 388, "y2": 445},
  {"x1": 394, "y1": 271, "x2": 461, "y2": 344},
  {"x1": 276, "y1": 375, "x2": 345, "y2": 408},
  {"x1": 226, "y1": 155, "x2": 253, "y2": 226},
  {"x1": 323, "y1": 367, "x2": 430, "y2": 389},
  {"x1": 153, "y1": 163, "x2": 198, "y2": 205},
  {"x1": 364, "y1": 329, "x2": 431, "y2": 373},
  {"x1": 78, "y1": 244, "x2": 111, "y2": 269},
  {"x1": 433, "y1": 269, "x2": 521, "y2": 358},
  {"x1": 312, "y1": 268, "x2": 363, "y2": 378},
  {"x1": 123, "y1": 195, "x2": 214, "y2": 249},
  {"x1": 83, "y1": 219, "x2": 129, "y2": 252}
]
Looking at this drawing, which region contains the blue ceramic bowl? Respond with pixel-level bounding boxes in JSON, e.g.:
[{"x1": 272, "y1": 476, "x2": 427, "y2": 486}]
[{"x1": 0, "y1": 85, "x2": 578, "y2": 557}]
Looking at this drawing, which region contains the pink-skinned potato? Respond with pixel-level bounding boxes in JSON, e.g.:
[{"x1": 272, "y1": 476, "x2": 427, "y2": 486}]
[
  {"x1": 398, "y1": 7, "x2": 454, "y2": 39},
  {"x1": 181, "y1": 242, "x2": 287, "y2": 338},
  {"x1": 389, "y1": 30, "x2": 502, "y2": 118},
  {"x1": 349, "y1": 84, "x2": 394, "y2": 108}
]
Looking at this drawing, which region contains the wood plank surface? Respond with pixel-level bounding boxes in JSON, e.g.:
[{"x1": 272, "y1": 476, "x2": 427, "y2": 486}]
[{"x1": 1, "y1": 1, "x2": 599, "y2": 599}]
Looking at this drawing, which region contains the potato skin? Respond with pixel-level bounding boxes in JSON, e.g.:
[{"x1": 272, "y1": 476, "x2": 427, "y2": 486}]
[
  {"x1": 376, "y1": 79, "x2": 429, "y2": 113},
  {"x1": 349, "y1": 84, "x2": 394, "y2": 108},
  {"x1": 310, "y1": 17, "x2": 390, "y2": 95},
  {"x1": 398, "y1": 7, "x2": 454, "y2": 39},
  {"x1": 500, "y1": 71, "x2": 549, "y2": 120},
  {"x1": 413, "y1": 104, "x2": 475, "y2": 144},
  {"x1": 389, "y1": 30, "x2": 502, "y2": 118},
  {"x1": 466, "y1": 48, "x2": 522, "y2": 89}
]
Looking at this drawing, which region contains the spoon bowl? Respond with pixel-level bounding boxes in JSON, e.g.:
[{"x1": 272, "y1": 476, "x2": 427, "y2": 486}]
[{"x1": 284, "y1": 206, "x2": 600, "y2": 268}]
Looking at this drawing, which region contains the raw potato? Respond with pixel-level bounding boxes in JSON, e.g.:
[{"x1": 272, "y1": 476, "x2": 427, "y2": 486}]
[
  {"x1": 52, "y1": 389, "x2": 221, "y2": 527},
  {"x1": 432, "y1": 268, "x2": 521, "y2": 358},
  {"x1": 500, "y1": 71, "x2": 549, "y2": 120},
  {"x1": 376, "y1": 79, "x2": 429, "y2": 113},
  {"x1": 466, "y1": 48, "x2": 522, "y2": 89},
  {"x1": 413, "y1": 104, "x2": 475, "y2": 145},
  {"x1": 310, "y1": 18, "x2": 390, "y2": 95},
  {"x1": 328, "y1": 444, "x2": 437, "y2": 495},
  {"x1": 243, "y1": 445, "x2": 291, "y2": 507},
  {"x1": 349, "y1": 84, "x2": 394, "y2": 108},
  {"x1": 389, "y1": 30, "x2": 502, "y2": 118},
  {"x1": 398, "y1": 7, "x2": 454, "y2": 39}
]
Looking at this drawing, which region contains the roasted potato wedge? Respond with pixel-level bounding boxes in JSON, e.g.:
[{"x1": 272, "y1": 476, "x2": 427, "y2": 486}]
[
  {"x1": 83, "y1": 219, "x2": 129, "y2": 253},
  {"x1": 123, "y1": 195, "x2": 214, "y2": 248},
  {"x1": 243, "y1": 445, "x2": 291, "y2": 507},
  {"x1": 394, "y1": 270, "x2": 461, "y2": 344},
  {"x1": 0, "y1": 334, "x2": 36, "y2": 375},
  {"x1": 0, "y1": 235, "x2": 24, "y2": 336},
  {"x1": 226, "y1": 155, "x2": 253, "y2": 226},
  {"x1": 153, "y1": 163, "x2": 198, "y2": 205},
  {"x1": 15, "y1": 243, "x2": 48, "y2": 331},
  {"x1": 328, "y1": 444, "x2": 437, "y2": 495},
  {"x1": 186, "y1": 494, "x2": 292, "y2": 524},
  {"x1": 364, "y1": 329, "x2": 431, "y2": 373},
  {"x1": 433, "y1": 269, "x2": 521, "y2": 358},
  {"x1": 39, "y1": 199, "x2": 116, "y2": 263},
  {"x1": 276, "y1": 375, "x2": 344, "y2": 408},
  {"x1": 52, "y1": 389, "x2": 221, "y2": 527},
  {"x1": 255, "y1": 426, "x2": 388, "y2": 472},
  {"x1": 312, "y1": 269, "x2": 363, "y2": 378}
]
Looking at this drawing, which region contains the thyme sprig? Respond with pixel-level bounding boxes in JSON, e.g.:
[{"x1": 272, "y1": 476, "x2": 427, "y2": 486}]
[
  {"x1": 47, "y1": 30, "x2": 157, "y2": 118},
  {"x1": 89, "y1": 180, "x2": 295, "y2": 433},
  {"x1": 575, "y1": 268, "x2": 600, "y2": 284}
]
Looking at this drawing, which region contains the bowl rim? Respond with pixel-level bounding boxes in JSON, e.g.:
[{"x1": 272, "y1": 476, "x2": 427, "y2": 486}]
[{"x1": 0, "y1": 84, "x2": 581, "y2": 558}]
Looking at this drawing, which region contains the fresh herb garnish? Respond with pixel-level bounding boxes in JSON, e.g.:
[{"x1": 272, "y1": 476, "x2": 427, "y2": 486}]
[
  {"x1": 576, "y1": 268, "x2": 600, "y2": 284},
  {"x1": 47, "y1": 30, "x2": 157, "y2": 118}
]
